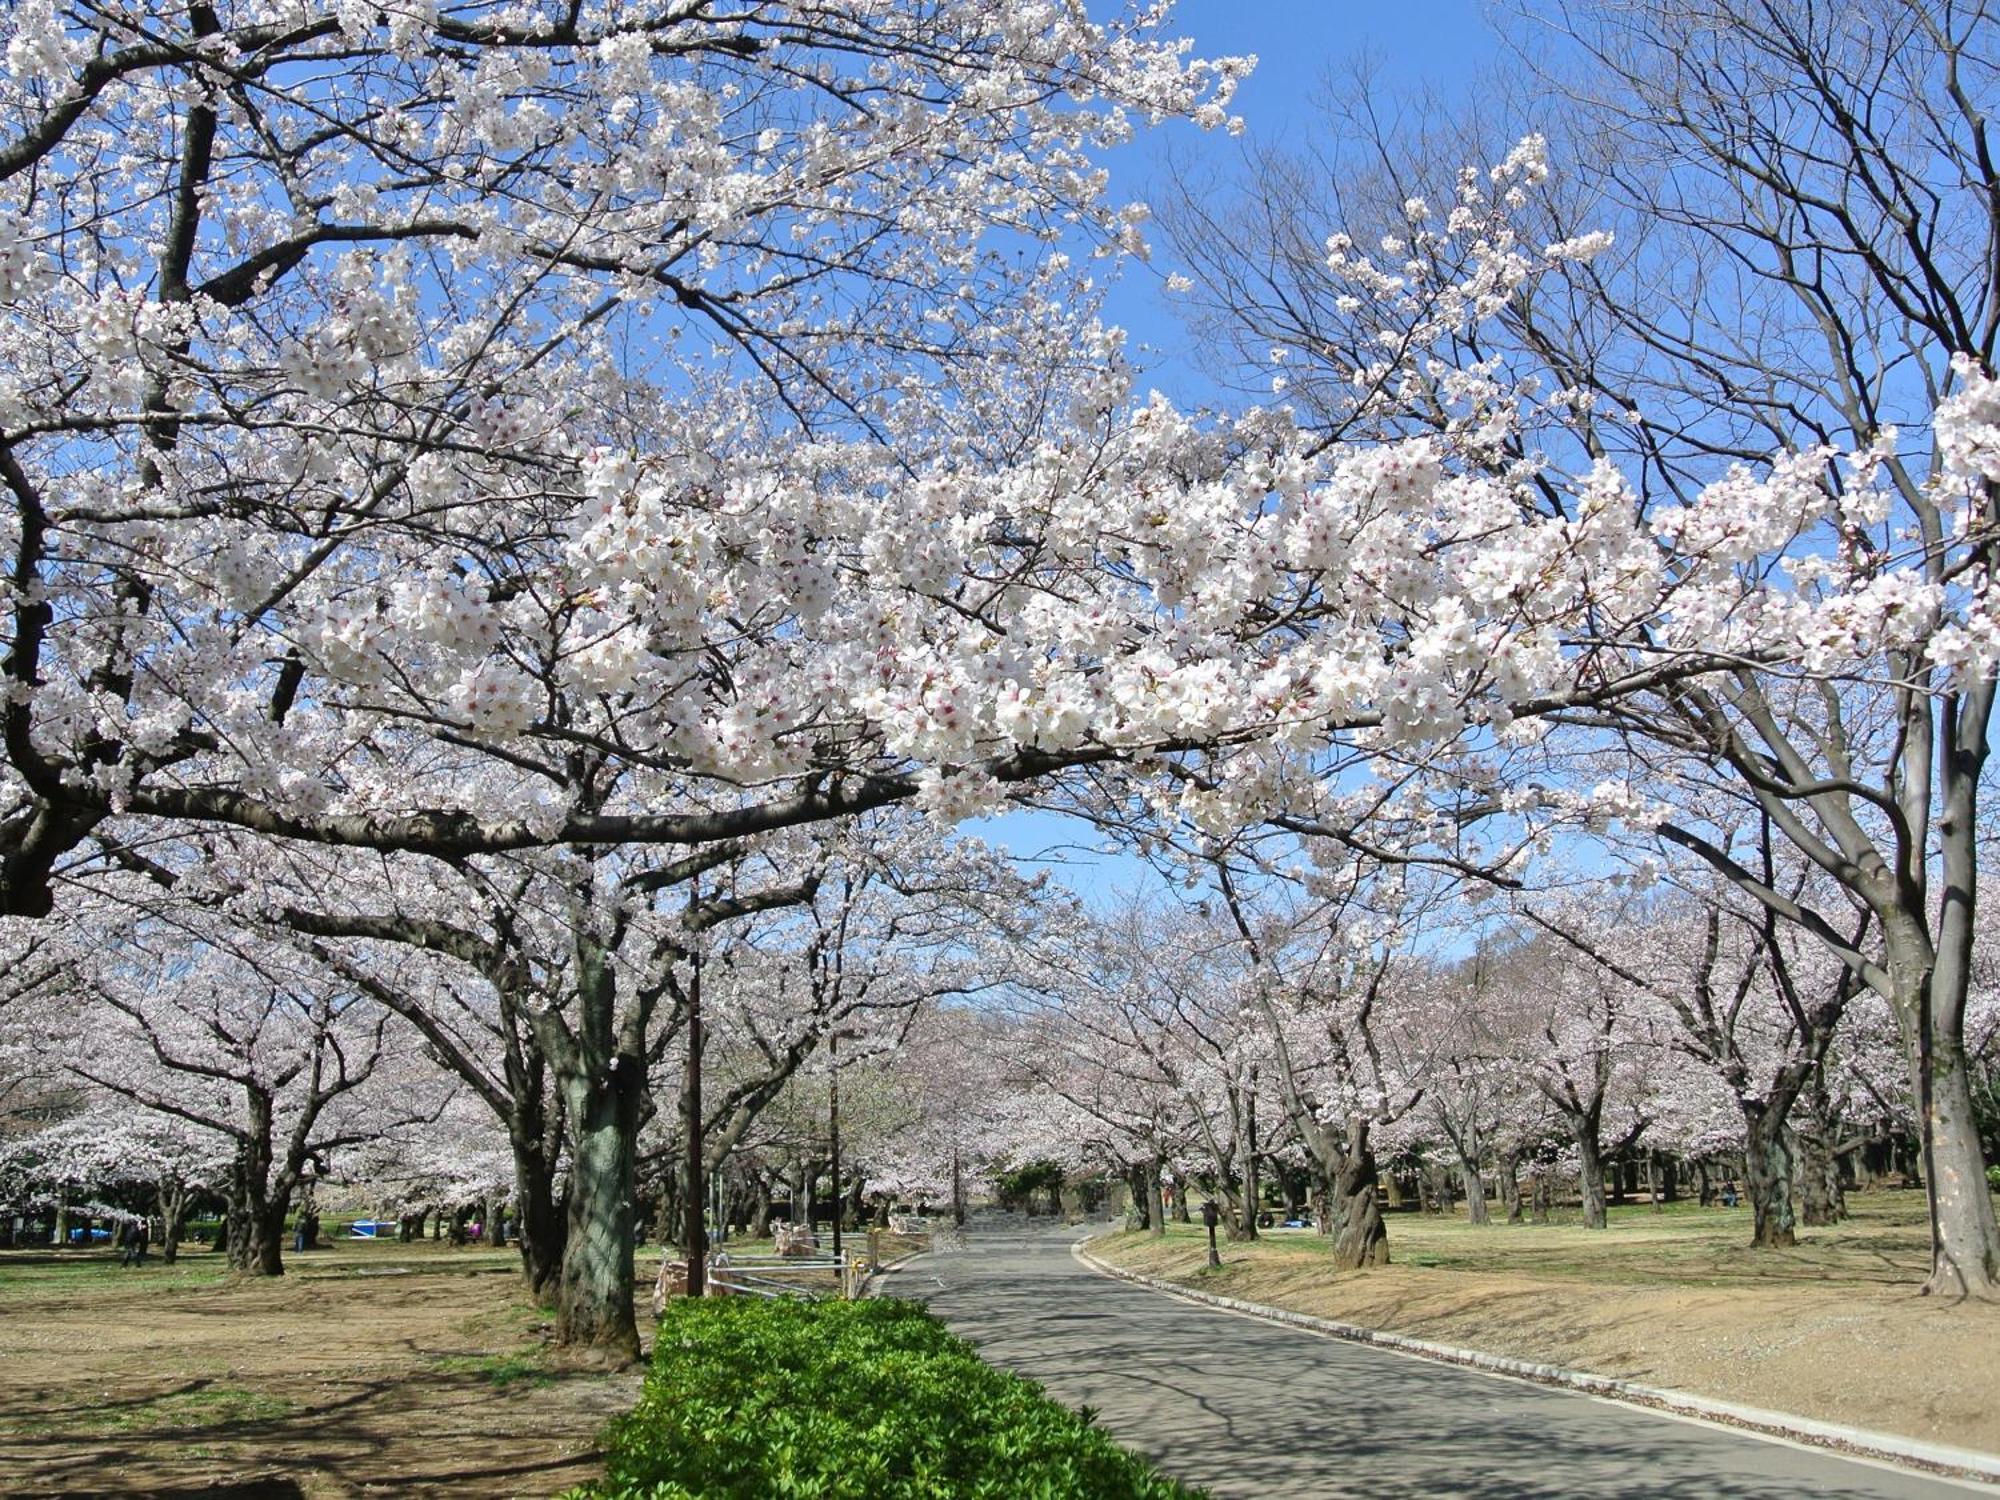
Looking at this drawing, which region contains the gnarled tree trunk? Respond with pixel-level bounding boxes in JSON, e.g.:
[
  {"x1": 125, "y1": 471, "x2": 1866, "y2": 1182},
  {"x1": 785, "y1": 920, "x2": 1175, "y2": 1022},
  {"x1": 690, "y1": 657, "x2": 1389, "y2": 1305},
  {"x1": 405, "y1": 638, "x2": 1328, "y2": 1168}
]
[
  {"x1": 1460, "y1": 1162, "x2": 1489, "y2": 1225},
  {"x1": 1742, "y1": 1102, "x2": 1796, "y2": 1247},
  {"x1": 1329, "y1": 1122, "x2": 1388, "y2": 1269},
  {"x1": 1497, "y1": 1151, "x2": 1523, "y2": 1224},
  {"x1": 552, "y1": 1056, "x2": 644, "y2": 1367},
  {"x1": 1575, "y1": 1119, "x2": 1608, "y2": 1231}
]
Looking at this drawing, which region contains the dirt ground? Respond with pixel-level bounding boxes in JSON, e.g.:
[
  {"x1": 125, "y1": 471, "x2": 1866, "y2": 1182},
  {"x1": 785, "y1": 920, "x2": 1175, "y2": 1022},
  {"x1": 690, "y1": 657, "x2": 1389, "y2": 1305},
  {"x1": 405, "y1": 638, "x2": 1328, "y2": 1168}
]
[
  {"x1": 0, "y1": 1239, "x2": 647, "y2": 1498},
  {"x1": 1092, "y1": 1192, "x2": 2000, "y2": 1456}
]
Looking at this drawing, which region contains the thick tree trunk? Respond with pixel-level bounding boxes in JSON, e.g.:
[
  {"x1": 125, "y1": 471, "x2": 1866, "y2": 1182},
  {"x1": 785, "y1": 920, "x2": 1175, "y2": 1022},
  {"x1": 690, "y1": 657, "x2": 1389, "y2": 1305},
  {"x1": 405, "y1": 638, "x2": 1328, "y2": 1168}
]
[
  {"x1": 1792, "y1": 1124, "x2": 1843, "y2": 1227},
  {"x1": 157, "y1": 1180, "x2": 187, "y2": 1266},
  {"x1": 1329, "y1": 1131, "x2": 1388, "y2": 1269},
  {"x1": 1743, "y1": 1103, "x2": 1797, "y2": 1248},
  {"x1": 231, "y1": 1203, "x2": 286, "y2": 1276},
  {"x1": 510, "y1": 1145, "x2": 566, "y2": 1301},
  {"x1": 749, "y1": 1175, "x2": 774, "y2": 1238},
  {"x1": 1147, "y1": 1165, "x2": 1168, "y2": 1238},
  {"x1": 553, "y1": 1069, "x2": 643, "y2": 1367},
  {"x1": 1497, "y1": 1152, "x2": 1523, "y2": 1224},
  {"x1": 1914, "y1": 1031, "x2": 2000, "y2": 1298},
  {"x1": 1575, "y1": 1119, "x2": 1608, "y2": 1231},
  {"x1": 1235, "y1": 1083, "x2": 1260, "y2": 1241},
  {"x1": 1460, "y1": 1162, "x2": 1490, "y2": 1225},
  {"x1": 1123, "y1": 1165, "x2": 1150, "y2": 1231}
]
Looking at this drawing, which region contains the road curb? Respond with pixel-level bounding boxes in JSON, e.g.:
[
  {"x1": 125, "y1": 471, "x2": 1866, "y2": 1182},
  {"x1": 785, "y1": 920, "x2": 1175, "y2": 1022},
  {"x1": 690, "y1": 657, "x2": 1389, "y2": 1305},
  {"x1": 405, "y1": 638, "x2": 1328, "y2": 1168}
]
[
  {"x1": 1072, "y1": 1237, "x2": 2000, "y2": 1489},
  {"x1": 858, "y1": 1247, "x2": 929, "y2": 1297}
]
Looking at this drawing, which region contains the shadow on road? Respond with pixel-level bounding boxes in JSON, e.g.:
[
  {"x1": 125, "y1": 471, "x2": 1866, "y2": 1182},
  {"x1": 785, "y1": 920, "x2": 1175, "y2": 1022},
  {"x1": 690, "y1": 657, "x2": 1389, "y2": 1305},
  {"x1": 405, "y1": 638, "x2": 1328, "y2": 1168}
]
[{"x1": 913, "y1": 1222, "x2": 1971, "y2": 1500}]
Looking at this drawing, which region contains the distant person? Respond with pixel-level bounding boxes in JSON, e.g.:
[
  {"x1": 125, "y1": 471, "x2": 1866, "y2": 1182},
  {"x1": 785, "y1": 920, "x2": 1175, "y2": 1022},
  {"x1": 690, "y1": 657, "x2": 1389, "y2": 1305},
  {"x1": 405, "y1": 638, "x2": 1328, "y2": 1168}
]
[
  {"x1": 122, "y1": 1218, "x2": 149, "y2": 1265},
  {"x1": 1720, "y1": 1181, "x2": 1739, "y2": 1208}
]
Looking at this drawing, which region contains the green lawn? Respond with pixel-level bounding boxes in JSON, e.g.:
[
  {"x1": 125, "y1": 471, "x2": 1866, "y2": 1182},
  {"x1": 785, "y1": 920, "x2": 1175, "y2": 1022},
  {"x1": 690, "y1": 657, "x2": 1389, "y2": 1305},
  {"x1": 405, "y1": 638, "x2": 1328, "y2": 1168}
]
[{"x1": 1120, "y1": 1190, "x2": 1958, "y2": 1290}]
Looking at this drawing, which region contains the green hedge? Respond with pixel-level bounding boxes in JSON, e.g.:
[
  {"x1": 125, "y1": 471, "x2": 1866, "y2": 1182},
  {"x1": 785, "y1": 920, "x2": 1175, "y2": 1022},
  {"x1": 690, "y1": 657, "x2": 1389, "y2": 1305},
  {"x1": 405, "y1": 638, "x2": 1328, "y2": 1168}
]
[{"x1": 572, "y1": 1296, "x2": 1202, "y2": 1500}]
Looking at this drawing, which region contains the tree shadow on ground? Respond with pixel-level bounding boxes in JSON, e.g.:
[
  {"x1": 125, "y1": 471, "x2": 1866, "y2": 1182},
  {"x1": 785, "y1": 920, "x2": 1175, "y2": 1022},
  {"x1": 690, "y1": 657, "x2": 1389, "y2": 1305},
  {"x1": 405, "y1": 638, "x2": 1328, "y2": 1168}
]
[
  {"x1": 0, "y1": 1363, "x2": 634, "y2": 1496},
  {"x1": 918, "y1": 1232, "x2": 1971, "y2": 1500}
]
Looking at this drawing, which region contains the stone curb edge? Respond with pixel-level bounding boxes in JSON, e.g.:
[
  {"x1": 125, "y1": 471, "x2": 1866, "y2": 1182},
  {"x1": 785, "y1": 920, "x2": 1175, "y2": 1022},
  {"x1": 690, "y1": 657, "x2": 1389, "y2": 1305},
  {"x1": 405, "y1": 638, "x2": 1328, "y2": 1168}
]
[
  {"x1": 1071, "y1": 1236, "x2": 2000, "y2": 1489},
  {"x1": 858, "y1": 1247, "x2": 929, "y2": 1297}
]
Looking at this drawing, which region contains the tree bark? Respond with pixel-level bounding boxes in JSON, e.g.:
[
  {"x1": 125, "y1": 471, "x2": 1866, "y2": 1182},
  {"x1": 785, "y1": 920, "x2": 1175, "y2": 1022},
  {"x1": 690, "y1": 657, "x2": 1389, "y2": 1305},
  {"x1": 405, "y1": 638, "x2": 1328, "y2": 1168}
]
[
  {"x1": 157, "y1": 1179, "x2": 188, "y2": 1265},
  {"x1": 1742, "y1": 1102, "x2": 1797, "y2": 1247},
  {"x1": 1460, "y1": 1162, "x2": 1489, "y2": 1225},
  {"x1": 1576, "y1": 1118, "x2": 1608, "y2": 1231},
  {"x1": 1911, "y1": 1022, "x2": 2000, "y2": 1297},
  {"x1": 552, "y1": 1057, "x2": 644, "y2": 1367},
  {"x1": 1235, "y1": 1075, "x2": 1260, "y2": 1241},
  {"x1": 1123, "y1": 1165, "x2": 1150, "y2": 1231},
  {"x1": 1792, "y1": 1124, "x2": 1842, "y2": 1227},
  {"x1": 230, "y1": 1201, "x2": 286, "y2": 1276},
  {"x1": 1329, "y1": 1124, "x2": 1388, "y2": 1268},
  {"x1": 1497, "y1": 1151, "x2": 1523, "y2": 1224}
]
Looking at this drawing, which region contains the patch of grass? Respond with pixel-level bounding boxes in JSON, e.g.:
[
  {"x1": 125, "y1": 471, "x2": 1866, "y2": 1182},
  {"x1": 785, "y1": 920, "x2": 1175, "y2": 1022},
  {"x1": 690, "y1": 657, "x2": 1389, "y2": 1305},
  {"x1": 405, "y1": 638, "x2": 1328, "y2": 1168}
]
[
  {"x1": 571, "y1": 1297, "x2": 1202, "y2": 1499},
  {"x1": 1103, "y1": 1190, "x2": 1967, "y2": 1291},
  {"x1": 0, "y1": 1383, "x2": 294, "y2": 1439},
  {"x1": 434, "y1": 1349, "x2": 555, "y2": 1389},
  {"x1": 0, "y1": 1250, "x2": 230, "y2": 1303}
]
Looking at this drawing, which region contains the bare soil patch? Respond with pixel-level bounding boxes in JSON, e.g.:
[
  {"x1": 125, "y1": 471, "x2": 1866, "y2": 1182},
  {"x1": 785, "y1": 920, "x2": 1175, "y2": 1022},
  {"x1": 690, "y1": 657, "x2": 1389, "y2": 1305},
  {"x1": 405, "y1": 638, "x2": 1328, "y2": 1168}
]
[
  {"x1": 0, "y1": 1239, "x2": 651, "y2": 1497},
  {"x1": 1092, "y1": 1193, "x2": 2000, "y2": 1455}
]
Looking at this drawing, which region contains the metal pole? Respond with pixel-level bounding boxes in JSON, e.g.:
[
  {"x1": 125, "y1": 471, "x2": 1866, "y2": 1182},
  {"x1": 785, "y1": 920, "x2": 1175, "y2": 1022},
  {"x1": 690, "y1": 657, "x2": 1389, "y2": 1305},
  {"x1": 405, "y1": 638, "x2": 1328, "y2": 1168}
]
[
  {"x1": 683, "y1": 923, "x2": 706, "y2": 1299},
  {"x1": 829, "y1": 1029, "x2": 842, "y2": 1257}
]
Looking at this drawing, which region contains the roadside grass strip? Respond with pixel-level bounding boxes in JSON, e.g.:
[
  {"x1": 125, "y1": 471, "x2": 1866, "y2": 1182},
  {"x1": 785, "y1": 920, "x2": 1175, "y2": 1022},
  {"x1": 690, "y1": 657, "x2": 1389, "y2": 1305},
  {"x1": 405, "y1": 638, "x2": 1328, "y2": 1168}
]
[{"x1": 568, "y1": 1296, "x2": 1202, "y2": 1499}]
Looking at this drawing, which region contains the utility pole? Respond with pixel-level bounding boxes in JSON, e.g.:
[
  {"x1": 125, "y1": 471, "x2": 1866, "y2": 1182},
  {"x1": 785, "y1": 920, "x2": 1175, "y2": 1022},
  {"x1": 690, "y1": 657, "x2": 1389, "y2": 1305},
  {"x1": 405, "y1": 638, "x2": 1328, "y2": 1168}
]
[
  {"x1": 828, "y1": 1028, "x2": 842, "y2": 1257},
  {"x1": 683, "y1": 908, "x2": 706, "y2": 1298}
]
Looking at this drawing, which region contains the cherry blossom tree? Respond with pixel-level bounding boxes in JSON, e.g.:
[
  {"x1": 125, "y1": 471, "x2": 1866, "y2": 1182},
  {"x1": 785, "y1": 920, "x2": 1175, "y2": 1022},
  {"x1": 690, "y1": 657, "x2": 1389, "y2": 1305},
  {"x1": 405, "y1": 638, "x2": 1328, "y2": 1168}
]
[
  {"x1": 9, "y1": 0, "x2": 2000, "y2": 1314},
  {"x1": 1159, "y1": 0, "x2": 2000, "y2": 1296},
  {"x1": 642, "y1": 818, "x2": 1055, "y2": 1278},
  {"x1": 0, "y1": 1097, "x2": 231, "y2": 1261},
  {"x1": 0, "y1": 0, "x2": 1255, "y2": 921},
  {"x1": 27, "y1": 899, "x2": 446, "y2": 1274},
  {"x1": 1524, "y1": 857, "x2": 1871, "y2": 1246}
]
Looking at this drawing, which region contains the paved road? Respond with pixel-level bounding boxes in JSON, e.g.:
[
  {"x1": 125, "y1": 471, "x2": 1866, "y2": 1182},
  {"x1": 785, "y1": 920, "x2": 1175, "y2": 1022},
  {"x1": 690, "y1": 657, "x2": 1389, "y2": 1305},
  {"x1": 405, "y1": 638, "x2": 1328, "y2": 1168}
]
[{"x1": 908, "y1": 1224, "x2": 1986, "y2": 1499}]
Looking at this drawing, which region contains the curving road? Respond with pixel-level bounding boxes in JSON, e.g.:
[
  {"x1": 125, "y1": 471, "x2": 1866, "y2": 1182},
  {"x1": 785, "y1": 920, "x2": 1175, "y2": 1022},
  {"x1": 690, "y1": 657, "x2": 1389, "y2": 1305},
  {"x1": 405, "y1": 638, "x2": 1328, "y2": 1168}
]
[{"x1": 906, "y1": 1223, "x2": 1989, "y2": 1500}]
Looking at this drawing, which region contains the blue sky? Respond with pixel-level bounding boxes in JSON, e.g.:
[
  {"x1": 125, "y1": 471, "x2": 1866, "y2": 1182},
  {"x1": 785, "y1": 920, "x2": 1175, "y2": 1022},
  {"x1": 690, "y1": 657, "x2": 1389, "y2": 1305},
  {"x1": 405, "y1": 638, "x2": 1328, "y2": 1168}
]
[
  {"x1": 1103, "y1": 1, "x2": 1502, "y2": 397},
  {"x1": 967, "y1": 2, "x2": 1505, "y2": 907}
]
